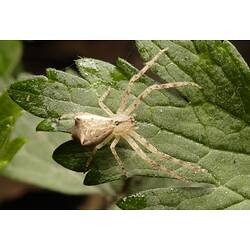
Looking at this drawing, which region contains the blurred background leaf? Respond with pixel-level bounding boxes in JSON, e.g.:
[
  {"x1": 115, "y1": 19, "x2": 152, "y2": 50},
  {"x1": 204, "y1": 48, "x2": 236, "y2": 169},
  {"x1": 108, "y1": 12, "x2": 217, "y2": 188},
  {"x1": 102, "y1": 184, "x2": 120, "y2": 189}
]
[{"x1": 0, "y1": 41, "x2": 25, "y2": 170}]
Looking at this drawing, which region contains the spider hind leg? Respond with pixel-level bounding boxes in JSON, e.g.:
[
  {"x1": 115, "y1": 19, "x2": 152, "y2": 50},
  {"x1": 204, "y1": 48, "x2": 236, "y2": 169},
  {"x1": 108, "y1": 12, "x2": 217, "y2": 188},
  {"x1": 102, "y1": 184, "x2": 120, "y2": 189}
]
[
  {"x1": 130, "y1": 131, "x2": 207, "y2": 174},
  {"x1": 124, "y1": 135, "x2": 189, "y2": 183}
]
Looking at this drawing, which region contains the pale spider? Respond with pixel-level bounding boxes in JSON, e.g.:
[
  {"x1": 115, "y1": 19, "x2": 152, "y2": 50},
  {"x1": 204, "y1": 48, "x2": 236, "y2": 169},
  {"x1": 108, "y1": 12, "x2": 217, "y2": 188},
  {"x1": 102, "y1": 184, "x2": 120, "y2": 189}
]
[{"x1": 71, "y1": 48, "x2": 207, "y2": 182}]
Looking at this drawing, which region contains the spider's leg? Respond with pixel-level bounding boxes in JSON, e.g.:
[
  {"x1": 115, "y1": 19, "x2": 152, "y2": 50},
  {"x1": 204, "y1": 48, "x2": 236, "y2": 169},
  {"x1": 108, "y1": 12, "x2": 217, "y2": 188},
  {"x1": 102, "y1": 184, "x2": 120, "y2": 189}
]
[
  {"x1": 117, "y1": 48, "x2": 168, "y2": 114},
  {"x1": 110, "y1": 137, "x2": 128, "y2": 177},
  {"x1": 124, "y1": 135, "x2": 189, "y2": 183},
  {"x1": 85, "y1": 134, "x2": 114, "y2": 168},
  {"x1": 125, "y1": 82, "x2": 201, "y2": 115},
  {"x1": 130, "y1": 131, "x2": 207, "y2": 173},
  {"x1": 99, "y1": 87, "x2": 114, "y2": 116}
]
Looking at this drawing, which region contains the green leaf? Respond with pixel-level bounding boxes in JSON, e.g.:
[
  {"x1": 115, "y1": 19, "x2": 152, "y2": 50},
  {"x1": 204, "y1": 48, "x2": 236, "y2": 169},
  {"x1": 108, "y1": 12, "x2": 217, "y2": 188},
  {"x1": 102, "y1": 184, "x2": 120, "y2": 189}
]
[
  {"x1": 0, "y1": 116, "x2": 24, "y2": 170},
  {"x1": 8, "y1": 40, "x2": 250, "y2": 209},
  {"x1": 52, "y1": 140, "x2": 93, "y2": 172}
]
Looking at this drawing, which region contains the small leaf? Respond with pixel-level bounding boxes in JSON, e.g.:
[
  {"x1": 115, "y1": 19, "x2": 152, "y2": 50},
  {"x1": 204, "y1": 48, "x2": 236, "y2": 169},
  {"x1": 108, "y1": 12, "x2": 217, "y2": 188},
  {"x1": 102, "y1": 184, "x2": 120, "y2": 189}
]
[{"x1": 52, "y1": 140, "x2": 93, "y2": 172}]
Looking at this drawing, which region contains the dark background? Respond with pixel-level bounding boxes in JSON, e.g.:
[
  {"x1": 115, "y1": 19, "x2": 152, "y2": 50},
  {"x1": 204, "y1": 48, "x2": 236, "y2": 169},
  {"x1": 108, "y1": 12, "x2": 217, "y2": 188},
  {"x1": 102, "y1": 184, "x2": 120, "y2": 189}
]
[
  {"x1": 21, "y1": 41, "x2": 250, "y2": 74},
  {"x1": 0, "y1": 41, "x2": 249, "y2": 209}
]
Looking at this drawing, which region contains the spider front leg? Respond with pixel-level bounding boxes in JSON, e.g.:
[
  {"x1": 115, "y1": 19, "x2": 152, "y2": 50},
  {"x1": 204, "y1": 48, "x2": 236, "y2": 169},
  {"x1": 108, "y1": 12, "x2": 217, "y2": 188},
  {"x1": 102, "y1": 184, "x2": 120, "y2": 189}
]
[
  {"x1": 110, "y1": 137, "x2": 128, "y2": 177},
  {"x1": 98, "y1": 87, "x2": 114, "y2": 116},
  {"x1": 130, "y1": 131, "x2": 207, "y2": 173},
  {"x1": 85, "y1": 134, "x2": 114, "y2": 169},
  {"x1": 124, "y1": 135, "x2": 189, "y2": 183},
  {"x1": 125, "y1": 82, "x2": 201, "y2": 115},
  {"x1": 117, "y1": 48, "x2": 168, "y2": 114}
]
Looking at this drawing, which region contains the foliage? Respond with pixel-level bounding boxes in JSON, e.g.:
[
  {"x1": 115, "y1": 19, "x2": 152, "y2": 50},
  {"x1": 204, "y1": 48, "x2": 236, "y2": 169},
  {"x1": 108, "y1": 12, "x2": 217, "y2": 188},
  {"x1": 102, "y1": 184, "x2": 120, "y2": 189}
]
[{"x1": 8, "y1": 41, "x2": 250, "y2": 209}]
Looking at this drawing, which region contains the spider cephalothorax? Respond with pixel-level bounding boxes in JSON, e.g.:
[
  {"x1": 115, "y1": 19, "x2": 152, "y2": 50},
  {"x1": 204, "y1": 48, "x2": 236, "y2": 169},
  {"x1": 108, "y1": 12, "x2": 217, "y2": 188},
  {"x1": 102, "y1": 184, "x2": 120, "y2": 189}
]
[
  {"x1": 71, "y1": 48, "x2": 207, "y2": 181},
  {"x1": 112, "y1": 114, "x2": 136, "y2": 136}
]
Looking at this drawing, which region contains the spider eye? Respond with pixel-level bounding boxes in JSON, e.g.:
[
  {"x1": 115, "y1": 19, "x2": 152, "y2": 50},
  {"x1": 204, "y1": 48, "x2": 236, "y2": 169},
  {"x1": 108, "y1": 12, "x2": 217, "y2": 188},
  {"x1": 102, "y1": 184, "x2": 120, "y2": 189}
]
[{"x1": 114, "y1": 121, "x2": 119, "y2": 126}]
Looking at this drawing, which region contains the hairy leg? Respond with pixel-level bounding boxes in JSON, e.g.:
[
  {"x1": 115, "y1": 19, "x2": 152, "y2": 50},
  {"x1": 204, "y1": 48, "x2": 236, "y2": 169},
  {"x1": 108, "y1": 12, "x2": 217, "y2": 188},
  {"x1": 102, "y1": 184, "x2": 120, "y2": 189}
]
[
  {"x1": 85, "y1": 134, "x2": 114, "y2": 168},
  {"x1": 130, "y1": 131, "x2": 206, "y2": 173},
  {"x1": 117, "y1": 48, "x2": 168, "y2": 114},
  {"x1": 110, "y1": 137, "x2": 128, "y2": 177},
  {"x1": 98, "y1": 87, "x2": 114, "y2": 116},
  {"x1": 124, "y1": 135, "x2": 188, "y2": 182},
  {"x1": 125, "y1": 82, "x2": 201, "y2": 115}
]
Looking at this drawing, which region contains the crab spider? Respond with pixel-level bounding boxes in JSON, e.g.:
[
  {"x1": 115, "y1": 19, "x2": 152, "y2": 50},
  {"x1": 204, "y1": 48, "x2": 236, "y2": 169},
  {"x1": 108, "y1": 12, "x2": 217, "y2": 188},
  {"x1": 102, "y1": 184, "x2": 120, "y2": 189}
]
[{"x1": 71, "y1": 48, "x2": 206, "y2": 182}]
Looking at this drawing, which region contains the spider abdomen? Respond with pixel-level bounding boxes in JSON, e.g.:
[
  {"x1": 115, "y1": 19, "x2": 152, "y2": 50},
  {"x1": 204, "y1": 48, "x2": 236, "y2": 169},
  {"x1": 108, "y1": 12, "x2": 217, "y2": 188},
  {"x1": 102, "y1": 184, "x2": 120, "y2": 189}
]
[{"x1": 71, "y1": 112, "x2": 114, "y2": 145}]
